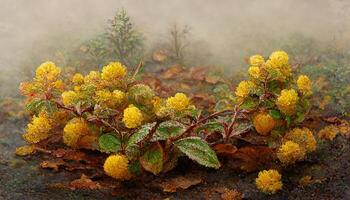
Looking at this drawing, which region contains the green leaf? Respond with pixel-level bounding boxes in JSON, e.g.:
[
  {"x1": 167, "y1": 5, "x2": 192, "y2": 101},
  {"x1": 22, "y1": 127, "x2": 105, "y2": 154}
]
[
  {"x1": 240, "y1": 98, "x2": 258, "y2": 110},
  {"x1": 174, "y1": 137, "x2": 220, "y2": 169},
  {"x1": 98, "y1": 133, "x2": 121, "y2": 153},
  {"x1": 196, "y1": 121, "x2": 224, "y2": 133},
  {"x1": 139, "y1": 142, "x2": 163, "y2": 175},
  {"x1": 269, "y1": 109, "x2": 282, "y2": 119},
  {"x1": 127, "y1": 122, "x2": 156, "y2": 146},
  {"x1": 153, "y1": 121, "x2": 185, "y2": 141},
  {"x1": 128, "y1": 160, "x2": 142, "y2": 176},
  {"x1": 285, "y1": 116, "x2": 292, "y2": 126},
  {"x1": 295, "y1": 112, "x2": 305, "y2": 123}
]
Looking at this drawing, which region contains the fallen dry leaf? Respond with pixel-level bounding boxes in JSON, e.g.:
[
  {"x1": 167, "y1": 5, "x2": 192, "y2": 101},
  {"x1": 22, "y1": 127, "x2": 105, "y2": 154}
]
[
  {"x1": 160, "y1": 175, "x2": 202, "y2": 193},
  {"x1": 69, "y1": 174, "x2": 101, "y2": 190},
  {"x1": 40, "y1": 160, "x2": 66, "y2": 171},
  {"x1": 221, "y1": 189, "x2": 243, "y2": 200},
  {"x1": 15, "y1": 145, "x2": 35, "y2": 156},
  {"x1": 162, "y1": 64, "x2": 184, "y2": 79},
  {"x1": 230, "y1": 146, "x2": 274, "y2": 172},
  {"x1": 213, "y1": 144, "x2": 237, "y2": 156}
]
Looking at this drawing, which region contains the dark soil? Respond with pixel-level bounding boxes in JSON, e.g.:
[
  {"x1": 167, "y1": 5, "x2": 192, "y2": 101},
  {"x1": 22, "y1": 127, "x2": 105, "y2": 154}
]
[{"x1": 1, "y1": 118, "x2": 349, "y2": 200}]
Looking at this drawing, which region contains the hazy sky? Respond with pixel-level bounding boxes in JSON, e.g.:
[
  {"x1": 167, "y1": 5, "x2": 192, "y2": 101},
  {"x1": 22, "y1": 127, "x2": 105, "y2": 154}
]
[{"x1": 0, "y1": 0, "x2": 349, "y2": 95}]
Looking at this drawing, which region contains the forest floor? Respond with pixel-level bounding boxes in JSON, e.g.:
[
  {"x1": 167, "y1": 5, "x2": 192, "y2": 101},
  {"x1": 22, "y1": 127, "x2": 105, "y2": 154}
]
[{"x1": 0, "y1": 117, "x2": 349, "y2": 200}]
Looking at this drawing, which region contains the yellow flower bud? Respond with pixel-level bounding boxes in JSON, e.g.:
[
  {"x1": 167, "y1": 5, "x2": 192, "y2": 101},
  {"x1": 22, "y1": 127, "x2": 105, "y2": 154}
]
[
  {"x1": 104, "y1": 154, "x2": 132, "y2": 180},
  {"x1": 255, "y1": 169, "x2": 282, "y2": 194}
]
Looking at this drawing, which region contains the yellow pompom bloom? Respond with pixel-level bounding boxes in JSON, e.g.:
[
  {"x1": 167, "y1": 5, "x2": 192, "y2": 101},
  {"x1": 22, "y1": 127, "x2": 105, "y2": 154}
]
[
  {"x1": 297, "y1": 75, "x2": 312, "y2": 95},
  {"x1": 104, "y1": 154, "x2": 132, "y2": 180},
  {"x1": 101, "y1": 62, "x2": 127, "y2": 82},
  {"x1": 255, "y1": 169, "x2": 282, "y2": 194},
  {"x1": 268, "y1": 51, "x2": 289, "y2": 67},
  {"x1": 277, "y1": 141, "x2": 305, "y2": 164},
  {"x1": 72, "y1": 73, "x2": 84, "y2": 84},
  {"x1": 94, "y1": 90, "x2": 113, "y2": 105},
  {"x1": 249, "y1": 55, "x2": 265, "y2": 66},
  {"x1": 248, "y1": 66, "x2": 261, "y2": 79},
  {"x1": 253, "y1": 112, "x2": 276, "y2": 135},
  {"x1": 62, "y1": 90, "x2": 78, "y2": 106},
  {"x1": 166, "y1": 93, "x2": 190, "y2": 111},
  {"x1": 276, "y1": 89, "x2": 299, "y2": 115},
  {"x1": 123, "y1": 105, "x2": 144, "y2": 128},
  {"x1": 84, "y1": 71, "x2": 101, "y2": 85},
  {"x1": 23, "y1": 112, "x2": 52, "y2": 144},
  {"x1": 35, "y1": 61, "x2": 61, "y2": 82},
  {"x1": 283, "y1": 127, "x2": 316, "y2": 153},
  {"x1": 112, "y1": 90, "x2": 126, "y2": 105},
  {"x1": 265, "y1": 51, "x2": 291, "y2": 81},
  {"x1": 235, "y1": 81, "x2": 255, "y2": 99},
  {"x1": 51, "y1": 80, "x2": 65, "y2": 91},
  {"x1": 152, "y1": 96, "x2": 171, "y2": 118},
  {"x1": 63, "y1": 118, "x2": 90, "y2": 147},
  {"x1": 317, "y1": 125, "x2": 338, "y2": 141}
]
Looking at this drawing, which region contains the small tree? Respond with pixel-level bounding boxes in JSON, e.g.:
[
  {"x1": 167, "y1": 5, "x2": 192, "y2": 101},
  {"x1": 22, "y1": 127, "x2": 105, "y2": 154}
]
[
  {"x1": 166, "y1": 23, "x2": 190, "y2": 65},
  {"x1": 105, "y1": 9, "x2": 144, "y2": 67}
]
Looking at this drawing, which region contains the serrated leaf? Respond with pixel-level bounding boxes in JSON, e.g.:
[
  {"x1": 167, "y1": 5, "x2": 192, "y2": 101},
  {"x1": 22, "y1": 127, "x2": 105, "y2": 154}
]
[
  {"x1": 139, "y1": 142, "x2": 163, "y2": 175},
  {"x1": 127, "y1": 122, "x2": 156, "y2": 146},
  {"x1": 174, "y1": 137, "x2": 220, "y2": 169},
  {"x1": 269, "y1": 109, "x2": 282, "y2": 119},
  {"x1": 196, "y1": 121, "x2": 224, "y2": 133},
  {"x1": 98, "y1": 133, "x2": 121, "y2": 153},
  {"x1": 153, "y1": 121, "x2": 185, "y2": 141},
  {"x1": 240, "y1": 98, "x2": 258, "y2": 110}
]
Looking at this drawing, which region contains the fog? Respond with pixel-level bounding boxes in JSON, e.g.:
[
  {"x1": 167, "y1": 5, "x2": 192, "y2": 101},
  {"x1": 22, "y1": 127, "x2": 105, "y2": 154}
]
[{"x1": 1, "y1": 0, "x2": 350, "y2": 96}]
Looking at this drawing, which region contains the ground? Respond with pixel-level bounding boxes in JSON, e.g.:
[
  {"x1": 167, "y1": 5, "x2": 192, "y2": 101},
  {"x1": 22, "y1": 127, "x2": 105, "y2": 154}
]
[{"x1": 0, "y1": 118, "x2": 349, "y2": 200}]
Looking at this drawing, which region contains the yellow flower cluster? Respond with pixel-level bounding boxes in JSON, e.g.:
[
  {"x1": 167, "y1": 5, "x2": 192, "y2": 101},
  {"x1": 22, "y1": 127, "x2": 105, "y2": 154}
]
[
  {"x1": 63, "y1": 118, "x2": 90, "y2": 147},
  {"x1": 249, "y1": 55, "x2": 265, "y2": 66},
  {"x1": 94, "y1": 89, "x2": 125, "y2": 108},
  {"x1": 103, "y1": 154, "x2": 132, "y2": 180},
  {"x1": 101, "y1": 62, "x2": 127, "y2": 86},
  {"x1": 72, "y1": 73, "x2": 84, "y2": 84},
  {"x1": 122, "y1": 105, "x2": 144, "y2": 128},
  {"x1": 317, "y1": 125, "x2": 338, "y2": 141},
  {"x1": 23, "y1": 112, "x2": 52, "y2": 144},
  {"x1": 276, "y1": 89, "x2": 299, "y2": 115},
  {"x1": 277, "y1": 141, "x2": 305, "y2": 164},
  {"x1": 84, "y1": 71, "x2": 101, "y2": 85},
  {"x1": 253, "y1": 112, "x2": 276, "y2": 135},
  {"x1": 297, "y1": 75, "x2": 312, "y2": 95},
  {"x1": 265, "y1": 51, "x2": 292, "y2": 81},
  {"x1": 248, "y1": 66, "x2": 261, "y2": 79},
  {"x1": 255, "y1": 169, "x2": 283, "y2": 194},
  {"x1": 62, "y1": 90, "x2": 79, "y2": 106},
  {"x1": 35, "y1": 61, "x2": 61, "y2": 82},
  {"x1": 152, "y1": 96, "x2": 171, "y2": 118},
  {"x1": 15, "y1": 145, "x2": 35, "y2": 156},
  {"x1": 235, "y1": 81, "x2": 255, "y2": 99},
  {"x1": 283, "y1": 127, "x2": 316, "y2": 153},
  {"x1": 166, "y1": 93, "x2": 190, "y2": 111}
]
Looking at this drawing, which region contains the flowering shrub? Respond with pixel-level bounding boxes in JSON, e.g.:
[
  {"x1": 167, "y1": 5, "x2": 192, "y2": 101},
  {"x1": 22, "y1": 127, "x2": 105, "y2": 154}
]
[
  {"x1": 18, "y1": 50, "x2": 345, "y2": 195},
  {"x1": 19, "y1": 60, "x2": 223, "y2": 180}
]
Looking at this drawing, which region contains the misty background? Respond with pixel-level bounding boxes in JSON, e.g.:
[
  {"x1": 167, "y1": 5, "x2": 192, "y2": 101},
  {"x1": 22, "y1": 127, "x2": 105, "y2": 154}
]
[{"x1": 1, "y1": 0, "x2": 350, "y2": 97}]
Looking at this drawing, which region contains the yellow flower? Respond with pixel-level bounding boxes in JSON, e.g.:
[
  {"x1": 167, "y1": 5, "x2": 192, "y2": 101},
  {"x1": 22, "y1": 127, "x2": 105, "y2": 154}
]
[
  {"x1": 265, "y1": 51, "x2": 291, "y2": 81},
  {"x1": 166, "y1": 93, "x2": 190, "y2": 111},
  {"x1": 62, "y1": 90, "x2": 78, "y2": 106},
  {"x1": 152, "y1": 96, "x2": 171, "y2": 118},
  {"x1": 268, "y1": 51, "x2": 289, "y2": 67},
  {"x1": 103, "y1": 154, "x2": 132, "y2": 180},
  {"x1": 248, "y1": 66, "x2": 261, "y2": 79},
  {"x1": 101, "y1": 62, "x2": 127, "y2": 84},
  {"x1": 253, "y1": 112, "x2": 276, "y2": 135},
  {"x1": 72, "y1": 73, "x2": 84, "y2": 84},
  {"x1": 276, "y1": 89, "x2": 299, "y2": 115},
  {"x1": 277, "y1": 141, "x2": 305, "y2": 164},
  {"x1": 297, "y1": 75, "x2": 312, "y2": 95},
  {"x1": 123, "y1": 105, "x2": 144, "y2": 128},
  {"x1": 23, "y1": 112, "x2": 52, "y2": 144},
  {"x1": 255, "y1": 169, "x2": 283, "y2": 194},
  {"x1": 283, "y1": 127, "x2": 316, "y2": 153},
  {"x1": 51, "y1": 80, "x2": 64, "y2": 91},
  {"x1": 317, "y1": 125, "x2": 338, "y2": 141},
  {"x1": 84, "y1": 71, "x2": 101, "y2": 85},
  {"x1": 249, "y1": 54, "x2": 265, "y2": 66},
  {"x1": 35, "y1": 61, "x2": 61, "y2": 82},
  {"x1": 63, "y1": 118, "x2": 90, "y2": 147},
  {"x1": 235, "y1": 81, "x2": 255, "y2": 99},
  {"x1": 112, "y1": 90, "x2": 126, "y2": 105}
]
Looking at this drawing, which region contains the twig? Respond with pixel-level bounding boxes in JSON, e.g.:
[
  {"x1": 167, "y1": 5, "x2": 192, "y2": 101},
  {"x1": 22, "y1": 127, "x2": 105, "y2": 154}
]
[{"x1": 131, "y1": 61, "x2": 143, "y2": 80}]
